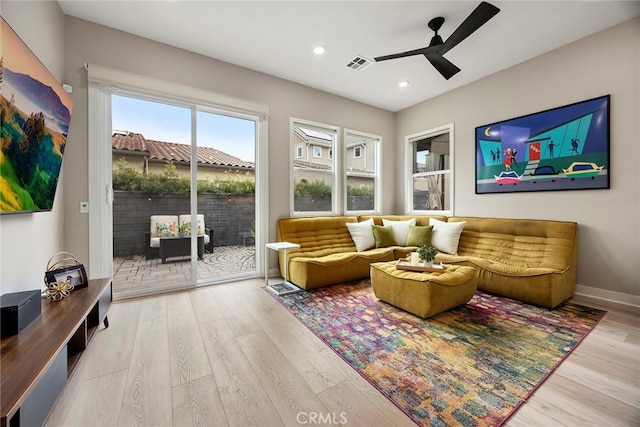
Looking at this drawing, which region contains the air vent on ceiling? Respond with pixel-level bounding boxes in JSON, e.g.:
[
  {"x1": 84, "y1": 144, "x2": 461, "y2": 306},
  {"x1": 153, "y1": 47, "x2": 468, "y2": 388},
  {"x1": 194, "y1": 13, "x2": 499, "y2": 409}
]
[{"x1": 346, "y1": 55, "x2": 373, "y2": 71}]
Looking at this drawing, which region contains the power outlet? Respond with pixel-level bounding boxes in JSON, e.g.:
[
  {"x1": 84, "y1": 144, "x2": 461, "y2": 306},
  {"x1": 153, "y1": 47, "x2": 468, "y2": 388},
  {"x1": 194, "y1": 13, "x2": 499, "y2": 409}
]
[{"x1": 80, "y1": 201, "x2": 89, "y2": 213}]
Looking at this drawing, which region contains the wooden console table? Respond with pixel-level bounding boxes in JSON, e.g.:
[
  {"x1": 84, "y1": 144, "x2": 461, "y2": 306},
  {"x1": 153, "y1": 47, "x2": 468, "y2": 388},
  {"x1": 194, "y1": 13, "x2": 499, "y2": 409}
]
[{"x1": 0, "y1": 278, "x2": 112, "y2": 427}]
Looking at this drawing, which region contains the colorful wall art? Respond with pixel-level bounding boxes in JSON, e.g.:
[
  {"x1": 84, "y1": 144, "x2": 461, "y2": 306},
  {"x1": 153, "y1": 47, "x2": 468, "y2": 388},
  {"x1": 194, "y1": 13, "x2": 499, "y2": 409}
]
[
  {"x1": 1, "y1": 17, "x2": 74, "y2": 213},
  {"x1": 475, "y1": 95, "x2": 609, "y2": 194}
]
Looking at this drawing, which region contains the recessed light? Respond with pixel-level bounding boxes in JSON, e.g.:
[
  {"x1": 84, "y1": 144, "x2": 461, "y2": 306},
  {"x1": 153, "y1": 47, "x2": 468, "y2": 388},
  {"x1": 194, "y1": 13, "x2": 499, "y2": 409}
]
[
  {"x1": 398, "y1": 80, "x2": 410, "y2": 88},
  {"x1": 313, "y1": 46, "x2": 326, "y2": 55}
]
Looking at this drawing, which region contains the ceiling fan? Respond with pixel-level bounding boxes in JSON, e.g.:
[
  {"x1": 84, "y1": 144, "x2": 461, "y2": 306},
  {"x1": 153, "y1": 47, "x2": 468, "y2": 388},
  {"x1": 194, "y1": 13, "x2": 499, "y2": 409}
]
[{"x1": 374, "y1": 1, "x2": 500, "y2": 80}]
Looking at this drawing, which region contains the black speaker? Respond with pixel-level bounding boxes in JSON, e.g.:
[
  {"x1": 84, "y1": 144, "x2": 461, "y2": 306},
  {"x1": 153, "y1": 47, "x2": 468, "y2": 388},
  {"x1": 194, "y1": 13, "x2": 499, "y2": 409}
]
[{"x1": 1, "y1": 289, "x2": 41, "y2": 339}]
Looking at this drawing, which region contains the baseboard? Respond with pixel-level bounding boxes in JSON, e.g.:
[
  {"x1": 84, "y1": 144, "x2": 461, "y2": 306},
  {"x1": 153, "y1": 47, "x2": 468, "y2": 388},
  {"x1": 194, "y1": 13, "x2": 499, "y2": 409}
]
[{"x1": 574, "y1": 284, "x2": 640, "y2": 313}]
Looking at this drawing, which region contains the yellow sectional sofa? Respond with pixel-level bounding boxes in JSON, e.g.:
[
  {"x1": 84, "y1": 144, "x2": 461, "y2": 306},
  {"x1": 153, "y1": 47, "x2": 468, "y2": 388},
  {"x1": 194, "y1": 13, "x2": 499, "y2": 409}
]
[{"x1": 276, "y1": 215, "x2": 577, "y2": 308}]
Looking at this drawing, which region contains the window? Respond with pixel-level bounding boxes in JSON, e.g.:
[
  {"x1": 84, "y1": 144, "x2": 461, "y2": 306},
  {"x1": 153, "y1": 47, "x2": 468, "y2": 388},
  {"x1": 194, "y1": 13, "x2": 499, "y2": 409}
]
[
  {"x1": 345, "y1": 130, "x2": 381, "y2": 214},
  {"x1": 291, "y1": 119, "x2": 338, "y2": 215},
  {"x1": 296, "y1": 145, "x2": 303, "y2": 158},
  {"x1": 406, "y1": 124, "x2": 454, "y2": 215},
  {"x1": 328, "y1": 148, "x2": 332, "y2": 159}
]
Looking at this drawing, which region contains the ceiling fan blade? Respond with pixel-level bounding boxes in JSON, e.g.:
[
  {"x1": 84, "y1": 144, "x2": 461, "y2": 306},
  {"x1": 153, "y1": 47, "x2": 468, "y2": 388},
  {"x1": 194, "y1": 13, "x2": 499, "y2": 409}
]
[
  {"x1": 374, "y1": 46, "x2": 432, "y2": 62},
  {"x1": 437, "y1": 1, "x2": 500, "y2": 55},
  {"x1": 424, "y1": 53, "x2": 461, "y2": 80}
]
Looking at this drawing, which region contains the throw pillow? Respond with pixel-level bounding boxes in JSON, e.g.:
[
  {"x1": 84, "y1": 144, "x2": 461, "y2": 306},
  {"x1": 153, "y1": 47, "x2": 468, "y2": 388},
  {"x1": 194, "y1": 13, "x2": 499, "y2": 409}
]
[
  {"x1": 156, "y1": 221, "x2": 178, "y2": 237},
  {"x1": 382, "y1": 218, "x2": 417, "y2": 246},
  {"x1": 181, "y1": 221, "x2": 202, "y2": 236},
  {"x1": 429, "y1": 218, "x2": 466, "y2": 255},
  {"x1": 372, "y1": 225, "x2": 396, "y2": 248},
  {"x1": 346, "y1": 218, "x2": 375, "y2": 252},
  {"x1": 405, "y1": 225, "x2": 433, "y2": 247}
]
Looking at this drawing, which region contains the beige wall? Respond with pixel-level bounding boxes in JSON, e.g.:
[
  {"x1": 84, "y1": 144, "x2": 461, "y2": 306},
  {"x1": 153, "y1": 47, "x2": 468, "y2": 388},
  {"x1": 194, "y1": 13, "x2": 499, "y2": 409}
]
[
  {"x1": 396, "y1": 18, "x2": 640, "y2": 300},
  {"x1": 0, "y1": 1, "x2": 67, "y2": 294},
  {"x1": 62, "y1": 17, "x2": 395, "y2": 270}
]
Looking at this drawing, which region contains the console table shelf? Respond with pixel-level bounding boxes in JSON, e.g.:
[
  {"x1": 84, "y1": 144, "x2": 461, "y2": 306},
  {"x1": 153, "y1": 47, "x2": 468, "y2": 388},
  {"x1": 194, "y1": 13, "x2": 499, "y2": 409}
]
[{"x1": 0, "y1": 278, "x2": 112, "y2": 427}]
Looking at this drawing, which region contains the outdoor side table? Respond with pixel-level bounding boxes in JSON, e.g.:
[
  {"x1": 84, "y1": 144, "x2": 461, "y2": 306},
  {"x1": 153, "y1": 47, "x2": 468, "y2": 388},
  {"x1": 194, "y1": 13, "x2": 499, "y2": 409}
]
[{"x1": 265, "y1": 242, "x2": 301, "y2": 295}]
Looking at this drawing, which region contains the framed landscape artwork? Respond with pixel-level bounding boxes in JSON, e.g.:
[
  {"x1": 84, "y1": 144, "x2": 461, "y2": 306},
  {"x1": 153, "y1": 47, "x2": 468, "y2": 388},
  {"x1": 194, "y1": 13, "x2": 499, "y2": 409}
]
[
  {"x1": 1, "y1": 17, "x2": 74, "y2": 213},
  {"x1": 475, "y1": 95, "x2": 610, "y2": 194}
]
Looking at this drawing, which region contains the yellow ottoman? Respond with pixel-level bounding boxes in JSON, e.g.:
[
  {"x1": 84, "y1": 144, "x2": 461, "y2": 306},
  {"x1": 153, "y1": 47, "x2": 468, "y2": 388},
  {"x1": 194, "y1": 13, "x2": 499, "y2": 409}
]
[{"x1": 370, "y1": 261, "x2": 477, "y2": 319}]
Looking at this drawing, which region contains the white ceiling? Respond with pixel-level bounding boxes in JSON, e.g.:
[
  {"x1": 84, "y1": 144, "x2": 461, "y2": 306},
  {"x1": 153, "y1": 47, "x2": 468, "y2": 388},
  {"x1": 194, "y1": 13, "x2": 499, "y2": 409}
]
[{"x1": 58, "y1": 1, "x2": 639, "y2": 112}]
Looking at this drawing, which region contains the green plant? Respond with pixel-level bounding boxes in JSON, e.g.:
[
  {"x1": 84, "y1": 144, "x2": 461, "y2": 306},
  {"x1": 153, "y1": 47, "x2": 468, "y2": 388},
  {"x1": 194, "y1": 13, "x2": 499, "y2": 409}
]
[
  {"x1": 294, "y1": 179, "x2": 331, "y2": 197},
  {"x1": 417, "y1": 245, "x2": 438, "y2": 263},
  {"x1": 347, "y1": 184, "x2": 374, "y2": 197},
  {"x1": 112, "y1": 158, "x2": 255, "y2": 195}
]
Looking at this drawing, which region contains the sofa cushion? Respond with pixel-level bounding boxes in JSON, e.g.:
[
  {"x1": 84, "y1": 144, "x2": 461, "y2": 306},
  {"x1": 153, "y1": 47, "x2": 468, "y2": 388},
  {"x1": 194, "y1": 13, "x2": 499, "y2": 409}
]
[
  {"x1": 288, "y1": 248, "x2": 395, "y2": 290},
  {"x1": 346, "y1": 218, "x2": 375, "y2": 252},
  {"x1": 430, "y1": 218, "x2": 465, "y2": 254},
  {"x1": 382, "y1": 218, "x2": 416, "y2": 246},
  {"x1": 406, "y1": 225, "x2": 433, "y2": 247},
  {"x1": 448, "y1": 217, "x2": 576, "y2": 270},
  {"x1": 372, "y1": 225, "x2": 396, "y2": 248},
  {"x1": 156, "y1": 221, "x2": 178, "y2": 237},
  {"x1": 150, "y1": 215, "x2": 179, "y2": 238}
]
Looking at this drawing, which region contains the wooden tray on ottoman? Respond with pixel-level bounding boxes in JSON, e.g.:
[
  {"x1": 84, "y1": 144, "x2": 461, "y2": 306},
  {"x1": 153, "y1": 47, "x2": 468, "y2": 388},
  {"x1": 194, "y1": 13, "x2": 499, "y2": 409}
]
[{"x1": 396, "y1": 259, "x2": 446, "y2": 273}]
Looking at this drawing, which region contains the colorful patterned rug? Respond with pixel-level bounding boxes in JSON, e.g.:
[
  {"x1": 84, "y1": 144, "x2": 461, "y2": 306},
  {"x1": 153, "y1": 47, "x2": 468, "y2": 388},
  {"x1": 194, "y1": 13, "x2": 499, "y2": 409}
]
[{"x1": 269, "y1": 280, "x2": 605, "y2": 426}]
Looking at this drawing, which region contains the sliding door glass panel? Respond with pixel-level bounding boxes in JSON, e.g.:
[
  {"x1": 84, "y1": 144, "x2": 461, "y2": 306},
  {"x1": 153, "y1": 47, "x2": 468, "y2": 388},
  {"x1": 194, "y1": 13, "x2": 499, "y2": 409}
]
[
  {"x1": 111, "y1": 94, "x2": 194, "y2": 298},
  {"x1": 196, "y1": 110, "x2": 257, "y2": 281}
]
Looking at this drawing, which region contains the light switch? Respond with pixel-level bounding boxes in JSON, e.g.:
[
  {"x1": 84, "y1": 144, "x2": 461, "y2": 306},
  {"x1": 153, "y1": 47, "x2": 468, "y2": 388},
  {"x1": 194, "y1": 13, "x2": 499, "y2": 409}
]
[{"x1": 80, "y1": 201, "x2": 89, "y2": 213}]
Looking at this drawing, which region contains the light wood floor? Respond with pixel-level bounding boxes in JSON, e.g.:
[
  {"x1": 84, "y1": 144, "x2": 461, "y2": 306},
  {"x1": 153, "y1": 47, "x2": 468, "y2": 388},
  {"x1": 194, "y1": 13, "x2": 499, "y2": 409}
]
[{"x1": 45, "y1": 279, "x2": 640, "y2": 426}]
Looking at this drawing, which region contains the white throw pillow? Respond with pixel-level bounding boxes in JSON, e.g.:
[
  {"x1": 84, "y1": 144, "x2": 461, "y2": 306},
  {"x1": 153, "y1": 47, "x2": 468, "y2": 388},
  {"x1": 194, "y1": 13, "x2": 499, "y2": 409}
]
[
  {"x1": 346, "y1": 218, "x2": 375, "y2": 252},
  {"x1": 429, "y1": 218, "x2": 466, "y2": 255},
  {"x1": 382, "y1": 218, "x2": 417, "y2": 246}
]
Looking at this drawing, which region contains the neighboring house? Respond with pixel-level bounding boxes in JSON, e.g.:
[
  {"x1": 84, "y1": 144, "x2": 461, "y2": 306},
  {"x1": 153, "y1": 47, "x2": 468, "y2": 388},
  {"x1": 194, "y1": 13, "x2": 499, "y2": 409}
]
[
  {"x1": 293, "y1": 126, "x2": 375, "y2": 188},
  {"x1": 112, "y1": 131, "x2": 255, "y2": 181}
]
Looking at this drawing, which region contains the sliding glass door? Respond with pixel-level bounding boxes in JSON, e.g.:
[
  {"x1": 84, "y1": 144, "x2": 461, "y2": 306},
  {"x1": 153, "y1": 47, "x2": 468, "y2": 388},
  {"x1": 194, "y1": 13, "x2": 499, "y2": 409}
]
[
  {"x1": 196, "y1": 109, "x2": 257, "y2": 283},
  {"x1": 109, "y1": 93, "x2": 259, "y2": 299}
]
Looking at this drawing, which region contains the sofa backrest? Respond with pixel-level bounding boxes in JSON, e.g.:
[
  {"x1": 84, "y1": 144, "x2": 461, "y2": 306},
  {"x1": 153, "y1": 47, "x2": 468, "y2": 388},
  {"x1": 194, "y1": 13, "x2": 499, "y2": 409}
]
[
  {"x1": 277, "y1": 216, "x2": 358, "y2": 257},
  {"x1": 448, "y1": 216, "x2": 577, "y2": 270},
  {"x1": 359, "y1": 215, "x2": 449, "y2": 226}
]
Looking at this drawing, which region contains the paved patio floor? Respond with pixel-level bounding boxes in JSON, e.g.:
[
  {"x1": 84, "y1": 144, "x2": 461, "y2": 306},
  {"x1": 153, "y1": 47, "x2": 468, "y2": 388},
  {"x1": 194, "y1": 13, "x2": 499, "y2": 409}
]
[{"x1": 113, "y1": 245, "x2": 255, "y2": 296}]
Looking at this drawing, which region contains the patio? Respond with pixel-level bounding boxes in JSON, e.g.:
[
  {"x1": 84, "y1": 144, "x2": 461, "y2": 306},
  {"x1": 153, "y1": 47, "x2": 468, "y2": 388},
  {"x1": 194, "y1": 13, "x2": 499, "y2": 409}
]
[{"x1": 112, "y1": 245, "x2": 256, "y2": 296}]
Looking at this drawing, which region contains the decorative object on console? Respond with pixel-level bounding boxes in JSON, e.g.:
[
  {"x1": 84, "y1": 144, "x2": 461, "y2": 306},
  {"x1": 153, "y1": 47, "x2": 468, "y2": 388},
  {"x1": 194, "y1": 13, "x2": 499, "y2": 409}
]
[
  {"x1": 475, "y1": 95, "x2": 610, "y2": 194},
  {"x1": 0, "y1": 18, "x2": 74, "y2": 214},
  {"x1": 43, "y1": 280, "x2": 74, "y2": 302},
  {"x1": 44, "y1": 252, "x2": 87, "y2": 291},
  {"x1": 0, "y1": 290, "x2": 41, "y2": 338}
]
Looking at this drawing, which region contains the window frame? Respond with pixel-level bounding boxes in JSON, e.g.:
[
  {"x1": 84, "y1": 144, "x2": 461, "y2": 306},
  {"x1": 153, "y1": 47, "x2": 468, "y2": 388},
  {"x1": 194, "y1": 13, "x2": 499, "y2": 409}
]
[
  {"x1": 344, "y1": 128, "x2": 381, "y2": 215},
  {"x1": 312, "y1": 146, "x2": 322, "y2": 158},
  {"x1": 405, "y1": 123, "x2": 454, "y2": 216},
  {"x1": 353, "y1": 146, "x2": 362, "y2": 158},
  {"x1": 295, "y1": 145, "x2": 303, "y2": 159}
]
